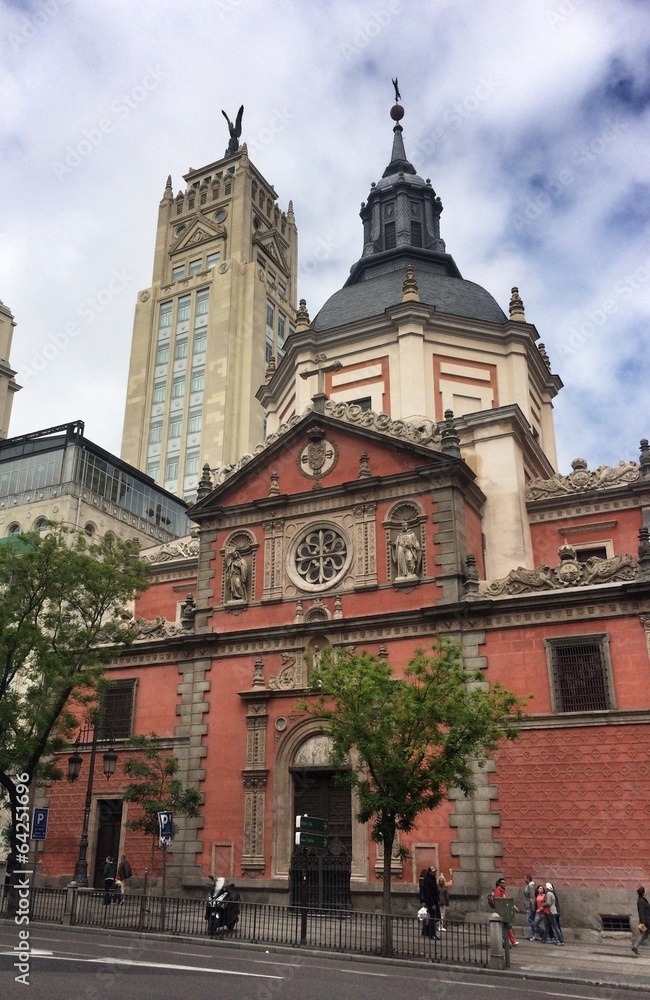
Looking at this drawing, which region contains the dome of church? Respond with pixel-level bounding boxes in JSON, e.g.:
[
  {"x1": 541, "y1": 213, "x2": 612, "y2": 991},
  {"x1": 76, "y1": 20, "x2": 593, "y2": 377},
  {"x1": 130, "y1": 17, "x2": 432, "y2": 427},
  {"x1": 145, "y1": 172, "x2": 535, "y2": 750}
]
[{"x1": 311, "y1": 99, "x2": 507, "y2": 332}]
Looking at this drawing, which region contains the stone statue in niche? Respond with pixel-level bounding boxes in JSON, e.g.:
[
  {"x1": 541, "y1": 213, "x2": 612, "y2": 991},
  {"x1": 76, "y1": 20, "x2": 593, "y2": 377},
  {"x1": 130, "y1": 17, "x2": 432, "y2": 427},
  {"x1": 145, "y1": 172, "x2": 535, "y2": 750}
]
[
  {"x1": 225, "y1": 547, "x2": 248, "y2": 603},
  {"x1": 391, "y1": 521, "x2": 422, "y2": 581}
]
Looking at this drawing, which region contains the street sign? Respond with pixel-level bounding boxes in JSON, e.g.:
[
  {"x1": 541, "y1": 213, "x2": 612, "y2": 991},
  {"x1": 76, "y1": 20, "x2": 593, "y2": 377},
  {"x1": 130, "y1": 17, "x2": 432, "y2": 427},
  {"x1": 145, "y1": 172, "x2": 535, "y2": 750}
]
[
  {"x1": 295, "y1": 815, "x2": 328, "y2": 833},
  {"x1": 158, "y1": 810, "x2": 173, "y2": 847},
  {"x1": 31, "y1": 808, "x2": 48, "y2": 841},
  {"x1": 295, "y1": 831, "x2": 328, "y2": 849}
]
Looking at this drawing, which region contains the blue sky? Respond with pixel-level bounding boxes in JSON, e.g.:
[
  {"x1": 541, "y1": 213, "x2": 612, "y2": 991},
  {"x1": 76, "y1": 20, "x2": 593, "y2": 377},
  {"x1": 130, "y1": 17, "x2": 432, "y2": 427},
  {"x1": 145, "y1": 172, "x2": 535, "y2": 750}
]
[{"x1": 0, "y1": 0, "x2": 648, "y2": 471}]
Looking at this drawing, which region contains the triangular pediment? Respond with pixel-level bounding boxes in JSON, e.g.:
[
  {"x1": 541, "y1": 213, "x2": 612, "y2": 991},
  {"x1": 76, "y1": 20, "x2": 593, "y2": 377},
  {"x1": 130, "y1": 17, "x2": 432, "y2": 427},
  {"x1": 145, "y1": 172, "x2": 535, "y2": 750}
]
[
  {"x1": 171, "y1": 217, "x2": 226, "y2": 254},
  {"x1": 191, "y1": 402, "x2": 479, "y2": 518},
  {"x1": 252, "y1": 228, "x2": 288, "y2": 272}
]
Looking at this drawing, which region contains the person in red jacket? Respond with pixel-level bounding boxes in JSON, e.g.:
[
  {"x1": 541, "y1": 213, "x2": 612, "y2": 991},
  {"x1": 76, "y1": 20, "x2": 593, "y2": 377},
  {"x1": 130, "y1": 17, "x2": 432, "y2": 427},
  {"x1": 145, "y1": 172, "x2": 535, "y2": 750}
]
[{"x1": 494, "y1": 877, "x2": 519, "y2": 946}]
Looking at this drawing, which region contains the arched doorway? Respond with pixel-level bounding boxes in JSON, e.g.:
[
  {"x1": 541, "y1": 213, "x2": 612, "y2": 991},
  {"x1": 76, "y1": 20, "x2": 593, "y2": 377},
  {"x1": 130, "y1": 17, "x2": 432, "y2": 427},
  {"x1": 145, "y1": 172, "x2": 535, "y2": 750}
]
[{"x1": 272, "y1": 721, "x2": 368, "y2": 885}]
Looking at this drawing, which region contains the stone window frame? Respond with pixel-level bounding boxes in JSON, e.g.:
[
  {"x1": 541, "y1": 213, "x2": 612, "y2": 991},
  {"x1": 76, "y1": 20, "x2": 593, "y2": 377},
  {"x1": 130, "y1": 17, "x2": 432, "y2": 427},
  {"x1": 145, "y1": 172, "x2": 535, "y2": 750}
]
[
  {"x1": 544, "y1": 633, "x2": 616, "y2": 714},
  {"x1": 286, "y1": 520, "x2": 353, "y2": 594}
]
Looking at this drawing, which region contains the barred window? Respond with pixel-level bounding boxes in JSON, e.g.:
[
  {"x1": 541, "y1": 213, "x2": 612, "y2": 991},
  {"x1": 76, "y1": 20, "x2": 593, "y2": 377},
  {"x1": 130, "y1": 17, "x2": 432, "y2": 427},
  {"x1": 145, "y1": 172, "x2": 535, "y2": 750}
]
[
  {"x1": 98, "y1": 679, "x2": 136, "y2": 740},
  {"x1": 545, "y1": 635, "x2": 614, "y2": 713}
]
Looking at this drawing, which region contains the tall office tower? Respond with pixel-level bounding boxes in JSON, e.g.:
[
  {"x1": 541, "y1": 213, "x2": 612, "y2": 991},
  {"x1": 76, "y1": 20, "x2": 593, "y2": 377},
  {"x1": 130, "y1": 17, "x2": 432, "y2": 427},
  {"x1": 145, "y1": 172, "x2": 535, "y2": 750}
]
[
  {"x1": 121, "y1": 134, "x2": 298, "y2": 500},
  {"x1": 0, "y1": 300, "x2": 21, "y2": 439}
]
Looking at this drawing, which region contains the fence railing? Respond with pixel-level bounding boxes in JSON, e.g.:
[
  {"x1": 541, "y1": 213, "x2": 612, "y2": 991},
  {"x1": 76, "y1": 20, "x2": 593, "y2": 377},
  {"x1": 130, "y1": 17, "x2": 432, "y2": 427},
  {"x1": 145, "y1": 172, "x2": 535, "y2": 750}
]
[{"x1": 1, "y1": 886, "x2": 492, "y2": 966}]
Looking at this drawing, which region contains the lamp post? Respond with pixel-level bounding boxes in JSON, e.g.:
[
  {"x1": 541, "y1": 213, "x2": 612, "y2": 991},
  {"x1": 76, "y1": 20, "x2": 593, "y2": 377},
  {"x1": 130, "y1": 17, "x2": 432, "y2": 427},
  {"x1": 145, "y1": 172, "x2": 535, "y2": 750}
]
[{"x1": 68, "y1": 726, "x2": 118, "y2": 887}]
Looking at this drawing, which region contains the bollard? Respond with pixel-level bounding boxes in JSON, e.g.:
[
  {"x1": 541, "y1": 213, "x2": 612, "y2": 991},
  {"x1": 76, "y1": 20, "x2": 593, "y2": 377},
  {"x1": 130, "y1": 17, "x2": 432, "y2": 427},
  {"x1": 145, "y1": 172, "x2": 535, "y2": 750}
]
[
  {"x1": 63, "y1": 882, "x2": 78, "y2": 926},
  {"x1": 489, "y1": 913, "x2": 506, "y2": 969}
]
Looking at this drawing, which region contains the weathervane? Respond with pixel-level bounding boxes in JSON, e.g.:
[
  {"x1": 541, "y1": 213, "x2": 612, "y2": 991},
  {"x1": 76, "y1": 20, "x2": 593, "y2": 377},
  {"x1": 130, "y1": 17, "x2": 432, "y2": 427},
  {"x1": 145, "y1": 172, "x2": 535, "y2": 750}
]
[
  {"x1": 392, "y1": 77, "x2": 401, "y2": 103},
  {"x1": 222, "y1": 105, "x2": 244, "y2": 155}
]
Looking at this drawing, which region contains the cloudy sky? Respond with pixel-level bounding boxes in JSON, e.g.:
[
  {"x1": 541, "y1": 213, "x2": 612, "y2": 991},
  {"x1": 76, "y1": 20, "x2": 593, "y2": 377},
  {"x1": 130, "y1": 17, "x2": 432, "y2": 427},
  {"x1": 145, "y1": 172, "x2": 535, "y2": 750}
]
[{"x1": 1, "y1": 0, "x2": 648, "y2": 472}]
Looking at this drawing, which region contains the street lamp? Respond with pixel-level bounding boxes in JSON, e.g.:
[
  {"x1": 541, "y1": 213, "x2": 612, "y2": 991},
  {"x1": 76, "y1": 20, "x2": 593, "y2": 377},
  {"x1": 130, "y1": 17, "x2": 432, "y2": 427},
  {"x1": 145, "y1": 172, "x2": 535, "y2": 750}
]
[{"x1": 67, "y1": 726, "x2": 118, "y2": 887}]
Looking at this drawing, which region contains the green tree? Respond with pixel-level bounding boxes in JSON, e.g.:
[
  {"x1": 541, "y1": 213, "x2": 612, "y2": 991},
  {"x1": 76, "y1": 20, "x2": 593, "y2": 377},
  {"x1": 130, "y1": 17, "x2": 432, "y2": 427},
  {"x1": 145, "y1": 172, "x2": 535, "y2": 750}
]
[
  {"x1": 0, "y1": 526, "x2": 151, "y2": 883},
  {"x1": 302, "y1": 637, "x2": 525, "y2": 914},
  {"x1": 122, "y1": 735, "x2": 202, "y2": 884}
]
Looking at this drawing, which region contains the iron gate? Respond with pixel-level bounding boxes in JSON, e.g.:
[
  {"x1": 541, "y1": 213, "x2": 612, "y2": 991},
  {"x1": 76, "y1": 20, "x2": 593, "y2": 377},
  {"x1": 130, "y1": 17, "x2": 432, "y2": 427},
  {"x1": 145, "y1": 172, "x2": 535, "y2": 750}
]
[{"x1": 290, "y1": 852, "x2": 351, "y2": 911}]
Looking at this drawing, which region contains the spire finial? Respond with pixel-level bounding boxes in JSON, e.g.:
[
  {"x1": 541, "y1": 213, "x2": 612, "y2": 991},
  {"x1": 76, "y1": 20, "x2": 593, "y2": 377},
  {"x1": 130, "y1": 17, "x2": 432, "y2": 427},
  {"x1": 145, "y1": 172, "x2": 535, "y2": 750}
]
[
  {"x1": 402, "y1": 265, "x2": 419, "y2": 302},
  {"x1": 196, "y1": 463, "x2": 213, "y2": 501},
  {"x1": 295, "y1": 299, "x2": 310, "y2": 332},
  {"x1": 441, "y1": 410, "x2": 461, "y2": 458},
  {"x1": 509, "y1": 286, "x2": 526, "y2": 321}
]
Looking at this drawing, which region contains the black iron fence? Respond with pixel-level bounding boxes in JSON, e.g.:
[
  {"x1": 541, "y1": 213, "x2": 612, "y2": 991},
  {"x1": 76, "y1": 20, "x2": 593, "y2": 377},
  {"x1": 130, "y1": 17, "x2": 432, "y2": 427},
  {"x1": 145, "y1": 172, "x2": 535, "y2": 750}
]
[{"x1": 1, "y1": 886, "x2": 491, "y2": 966}]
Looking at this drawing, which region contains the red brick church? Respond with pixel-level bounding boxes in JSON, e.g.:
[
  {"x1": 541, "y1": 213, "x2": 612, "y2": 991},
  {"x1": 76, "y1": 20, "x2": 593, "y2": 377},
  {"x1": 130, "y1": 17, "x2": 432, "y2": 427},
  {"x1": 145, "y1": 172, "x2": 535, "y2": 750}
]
[{"x1": 35, "y1": 98, "x2": 650, "y2": 931}]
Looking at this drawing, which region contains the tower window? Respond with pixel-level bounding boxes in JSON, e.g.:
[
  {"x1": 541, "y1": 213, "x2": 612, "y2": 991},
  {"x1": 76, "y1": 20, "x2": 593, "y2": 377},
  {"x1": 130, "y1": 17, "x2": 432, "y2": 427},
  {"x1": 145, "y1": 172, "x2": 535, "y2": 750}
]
[
  {"x1": 172, "y1": 376, "x2": 185, "y2": 398},
  {"x1": 190, "y1": 369, "x2": 205, "y2": 393},
  {"x1": 185, "y1": 450, "x2": 200, "y2": 476},
  {"x1": 188, "y1": 409, "x2": 202, "y2": 433},
  {"x1": 207, "y1": 252, "x2": 220, "y2": 269},
  {"x1": 196, "y1": 290, "x2": 209, "y2": 316},
  {"x1": 98, "y1": 679, "x2": 136, "y2": 740},
  {"x1": 166, "y1": 456, "x2": 179, "y2": 480},
  {"x1": 159, "y1": 301, "x2": 172, "y2": 329},
  {"x1": 384, "y1": 222, "x2": 396, "y2": 250},
  {"x1": 194, "y1": 330, "x2": 207, "y2": 355},
  {"x1": 149, "y1": 421, "x2": 163, "y2": 444},
  {"x1": 177, "y1": 296, "x2": 191, "y2": 323},
  {"x1": 410, "y1": 221, "x2": 422, "y2": 247},
  {"x1": 169, "y1": 416, "x2": 182, "y2": 439},
  {"x1": 152, "y1": 380, "x2": 166, "y2": 404}
]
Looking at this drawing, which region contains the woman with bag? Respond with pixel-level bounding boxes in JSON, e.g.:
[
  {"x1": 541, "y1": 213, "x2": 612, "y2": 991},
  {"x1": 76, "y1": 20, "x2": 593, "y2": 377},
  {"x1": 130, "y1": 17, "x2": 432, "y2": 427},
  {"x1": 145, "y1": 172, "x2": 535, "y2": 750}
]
[{"x1": 421, "y1": 867, "x2": 439, "y2": 939}]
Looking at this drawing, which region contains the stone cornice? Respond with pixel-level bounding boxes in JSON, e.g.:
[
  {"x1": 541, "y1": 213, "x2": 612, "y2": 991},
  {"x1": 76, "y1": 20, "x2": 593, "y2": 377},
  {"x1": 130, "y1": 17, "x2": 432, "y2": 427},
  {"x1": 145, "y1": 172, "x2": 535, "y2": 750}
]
[{"x1": 519, "y1": 708, "x2": 650, "y2": 730}]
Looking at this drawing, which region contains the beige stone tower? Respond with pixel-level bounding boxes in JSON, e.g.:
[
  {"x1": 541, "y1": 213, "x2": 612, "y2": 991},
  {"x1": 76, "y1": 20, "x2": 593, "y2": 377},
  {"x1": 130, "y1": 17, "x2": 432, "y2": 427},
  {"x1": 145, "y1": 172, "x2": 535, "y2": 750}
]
[
  {"x1": 0, "y1": 300, "x2": 21, "y2": 439},
  {"x1": 121, "y1": 129, "x2": 298, "y2": 500}
]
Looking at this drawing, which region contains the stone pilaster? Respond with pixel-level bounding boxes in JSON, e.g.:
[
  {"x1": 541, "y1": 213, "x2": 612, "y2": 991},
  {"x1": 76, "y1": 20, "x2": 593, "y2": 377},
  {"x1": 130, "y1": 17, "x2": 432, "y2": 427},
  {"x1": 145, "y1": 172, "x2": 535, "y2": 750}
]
[
  {"x1": 430, "y1": 485, "x2": 466, "y2": 602},
  {"x1": 173, "y1": 655, "x2": 211, "y2": 886},
  {"x1": 353, "y1": 502, "x2": 377, "y2": 589},
  {"x1": 241, "y1": 696, "x2": 270, "y2": 873},
  {"x1": 262, "y1": 518, "x2": 284, "y2": 602}
]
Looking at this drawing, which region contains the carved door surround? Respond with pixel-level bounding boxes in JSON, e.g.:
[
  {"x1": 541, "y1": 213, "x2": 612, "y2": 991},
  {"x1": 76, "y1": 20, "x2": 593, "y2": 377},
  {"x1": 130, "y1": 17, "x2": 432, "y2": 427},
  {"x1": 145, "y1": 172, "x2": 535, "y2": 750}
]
[{"x1": 272, "y1": 718, "x2": 368, "y2": 882}]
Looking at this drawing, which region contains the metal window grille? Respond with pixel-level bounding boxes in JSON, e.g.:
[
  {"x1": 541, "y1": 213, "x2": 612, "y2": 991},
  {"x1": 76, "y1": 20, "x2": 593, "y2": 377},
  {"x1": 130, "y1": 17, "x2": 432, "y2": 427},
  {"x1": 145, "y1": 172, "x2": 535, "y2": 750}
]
[
  {"x1": 550, "y1": 638, "x2": 611, "y2": 712},
  {"x1": 99, "y1": 680, "x2": 136, "y2": 739},
  {"x1": 601, "y1": 914, "x2": 632, "y2": 932}
]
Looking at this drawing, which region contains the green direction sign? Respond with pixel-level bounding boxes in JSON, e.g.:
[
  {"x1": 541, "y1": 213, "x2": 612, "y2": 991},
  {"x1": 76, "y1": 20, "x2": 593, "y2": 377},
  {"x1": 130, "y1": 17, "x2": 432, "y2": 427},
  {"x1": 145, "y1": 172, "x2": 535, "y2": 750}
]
[
  {"x1": 295, "y1": 831, "x2": 328, "y2": 849},
  {"x1": 295, "y1": 815, "x2": 328, "y2": 833}
]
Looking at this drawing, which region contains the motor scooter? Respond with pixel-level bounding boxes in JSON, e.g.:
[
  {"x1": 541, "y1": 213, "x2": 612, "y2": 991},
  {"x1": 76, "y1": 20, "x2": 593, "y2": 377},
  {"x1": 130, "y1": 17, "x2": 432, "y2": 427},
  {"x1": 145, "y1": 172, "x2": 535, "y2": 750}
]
[{"x1": 205, "y1": 875, "x2": 240, "y2": 936}]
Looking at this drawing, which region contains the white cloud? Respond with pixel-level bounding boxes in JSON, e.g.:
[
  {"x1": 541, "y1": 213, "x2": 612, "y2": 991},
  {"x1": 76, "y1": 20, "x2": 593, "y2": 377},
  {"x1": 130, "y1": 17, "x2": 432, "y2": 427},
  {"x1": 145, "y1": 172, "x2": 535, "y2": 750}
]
[{"x1": 1, "y1": 0, "x2": 648, "y2": 473}]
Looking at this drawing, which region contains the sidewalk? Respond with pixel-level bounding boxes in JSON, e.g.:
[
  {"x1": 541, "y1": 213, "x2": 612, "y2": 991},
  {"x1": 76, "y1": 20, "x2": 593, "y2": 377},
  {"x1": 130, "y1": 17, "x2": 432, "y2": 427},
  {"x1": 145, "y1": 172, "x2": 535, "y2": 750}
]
[{"x1": 505, "y1": 935, "x2": 650, "y2": 991}]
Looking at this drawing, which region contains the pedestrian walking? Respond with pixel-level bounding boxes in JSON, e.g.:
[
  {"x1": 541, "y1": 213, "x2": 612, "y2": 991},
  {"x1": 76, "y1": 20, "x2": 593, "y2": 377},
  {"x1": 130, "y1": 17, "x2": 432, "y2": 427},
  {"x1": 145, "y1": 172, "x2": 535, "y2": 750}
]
[
  {"x1": 533, "y1": 884, "x2": 548, "y2": 941},
  {"x1": 494, "y1": 877, "x2": 519, "y2": 945},
  {"x1": 523, "y1": 873, "x2": 537, "y2": 941},
  {"x1": 103, "y1": 856, "x2": 115, "y2": 906},
  {"x1": 543, "y1": 882, "x2": 564, "y2": 945},
  {"x1": 632, "y1": 886, "x2": 650, "y2": 956},
  {"x1": 117, "y1": 854, "x2": 133, "y2": 895},
  {"x1": 437, "y1": 872, "x2": 452, "y2": 931},
  {"x1": 421, "y1": 866, "x2": 440, "y2": 939}
]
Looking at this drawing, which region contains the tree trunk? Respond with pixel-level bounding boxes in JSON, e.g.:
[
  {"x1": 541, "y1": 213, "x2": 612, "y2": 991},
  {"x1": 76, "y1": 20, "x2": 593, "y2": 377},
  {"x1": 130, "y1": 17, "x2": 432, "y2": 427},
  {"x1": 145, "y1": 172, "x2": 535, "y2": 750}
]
[{"x1": 381, "y1": 827, "x2": 395, "y2": 957}]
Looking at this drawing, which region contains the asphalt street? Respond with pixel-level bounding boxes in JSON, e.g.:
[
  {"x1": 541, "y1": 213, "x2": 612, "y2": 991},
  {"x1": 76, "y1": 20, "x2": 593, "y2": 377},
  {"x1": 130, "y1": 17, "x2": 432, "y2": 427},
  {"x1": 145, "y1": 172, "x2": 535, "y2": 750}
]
[{"x1": 0, "y1": 924, "x2": 647, "y2": 1000}]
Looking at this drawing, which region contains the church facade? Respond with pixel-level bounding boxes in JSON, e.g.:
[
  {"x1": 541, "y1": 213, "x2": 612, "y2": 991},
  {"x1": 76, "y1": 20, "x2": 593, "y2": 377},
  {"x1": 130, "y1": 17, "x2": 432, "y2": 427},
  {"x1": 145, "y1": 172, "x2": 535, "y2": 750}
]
[{"x1": 35, "y1": 100, "x2": 650, "y2": 930}]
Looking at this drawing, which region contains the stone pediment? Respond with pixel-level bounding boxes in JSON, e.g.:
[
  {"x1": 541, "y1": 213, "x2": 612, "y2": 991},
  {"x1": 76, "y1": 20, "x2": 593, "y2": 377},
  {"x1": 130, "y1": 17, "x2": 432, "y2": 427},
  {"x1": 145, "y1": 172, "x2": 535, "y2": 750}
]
[
  {"x1": 252, "y1": 229, "x2": 288, "y2": 271},
  {"x1": 171, "y1": 217, "x2": 226, "y2": 253},
  {"x1": 526, "y1": 457, "x2": 639, "y2": 502},
  {"x1": 203, "y1": 402, "x2": 445, "y2": 494},
  {"x1": 481, "y1": 542, "x2": 638, "y2": 597},
  {"x1": 141, "y1": 535, "x2": 199, "y2": 564}
]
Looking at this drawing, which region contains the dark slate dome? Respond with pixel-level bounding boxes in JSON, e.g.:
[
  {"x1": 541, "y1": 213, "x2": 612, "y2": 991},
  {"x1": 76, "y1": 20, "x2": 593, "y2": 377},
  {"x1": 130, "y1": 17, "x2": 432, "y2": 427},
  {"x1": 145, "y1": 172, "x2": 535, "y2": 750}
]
[{"x1": 311, "y1": 99, "x2": 507, "y2": 332}]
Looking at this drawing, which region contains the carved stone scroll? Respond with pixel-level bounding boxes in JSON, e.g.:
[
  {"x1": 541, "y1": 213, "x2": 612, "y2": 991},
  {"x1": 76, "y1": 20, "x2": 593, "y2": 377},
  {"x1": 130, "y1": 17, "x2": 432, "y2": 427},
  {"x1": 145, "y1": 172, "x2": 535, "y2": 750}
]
[
  {"x1": 526, "y1": 457, "x2": 639, "y2": 501},
  {"x1": 482, "y1": 543, "x2": 638, "y2": 597}
]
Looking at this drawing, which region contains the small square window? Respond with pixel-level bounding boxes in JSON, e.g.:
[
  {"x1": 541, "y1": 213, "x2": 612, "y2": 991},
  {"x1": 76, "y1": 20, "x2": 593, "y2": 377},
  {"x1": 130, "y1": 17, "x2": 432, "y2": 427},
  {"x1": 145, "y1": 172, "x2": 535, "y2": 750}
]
[
  {"x1": 156, "y1": 344, "x2": 169, "y2": 366},
  {"x1": 166, "y1": 456, "x2": 179, "y2": 480},
  {"x1": 545, "y1": 634, "x2": 614, "y2": 713},
  {"x1": 189, "y1": 259, "x2": 202, "y2": 276},
  {"x1": 207, "y1": 252, "x2": 220, "y2": 269},
  {"x1": 172, "y1": 265, "x2": 185, "y2": 281}
]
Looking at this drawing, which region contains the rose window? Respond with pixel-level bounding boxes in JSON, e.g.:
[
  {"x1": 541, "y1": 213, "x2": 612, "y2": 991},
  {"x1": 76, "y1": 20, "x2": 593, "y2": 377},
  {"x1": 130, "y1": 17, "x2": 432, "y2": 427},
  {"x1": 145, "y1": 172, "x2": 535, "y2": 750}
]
[{"x1": 294, "y1": 528, "x2": 347, "y2": 586}]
